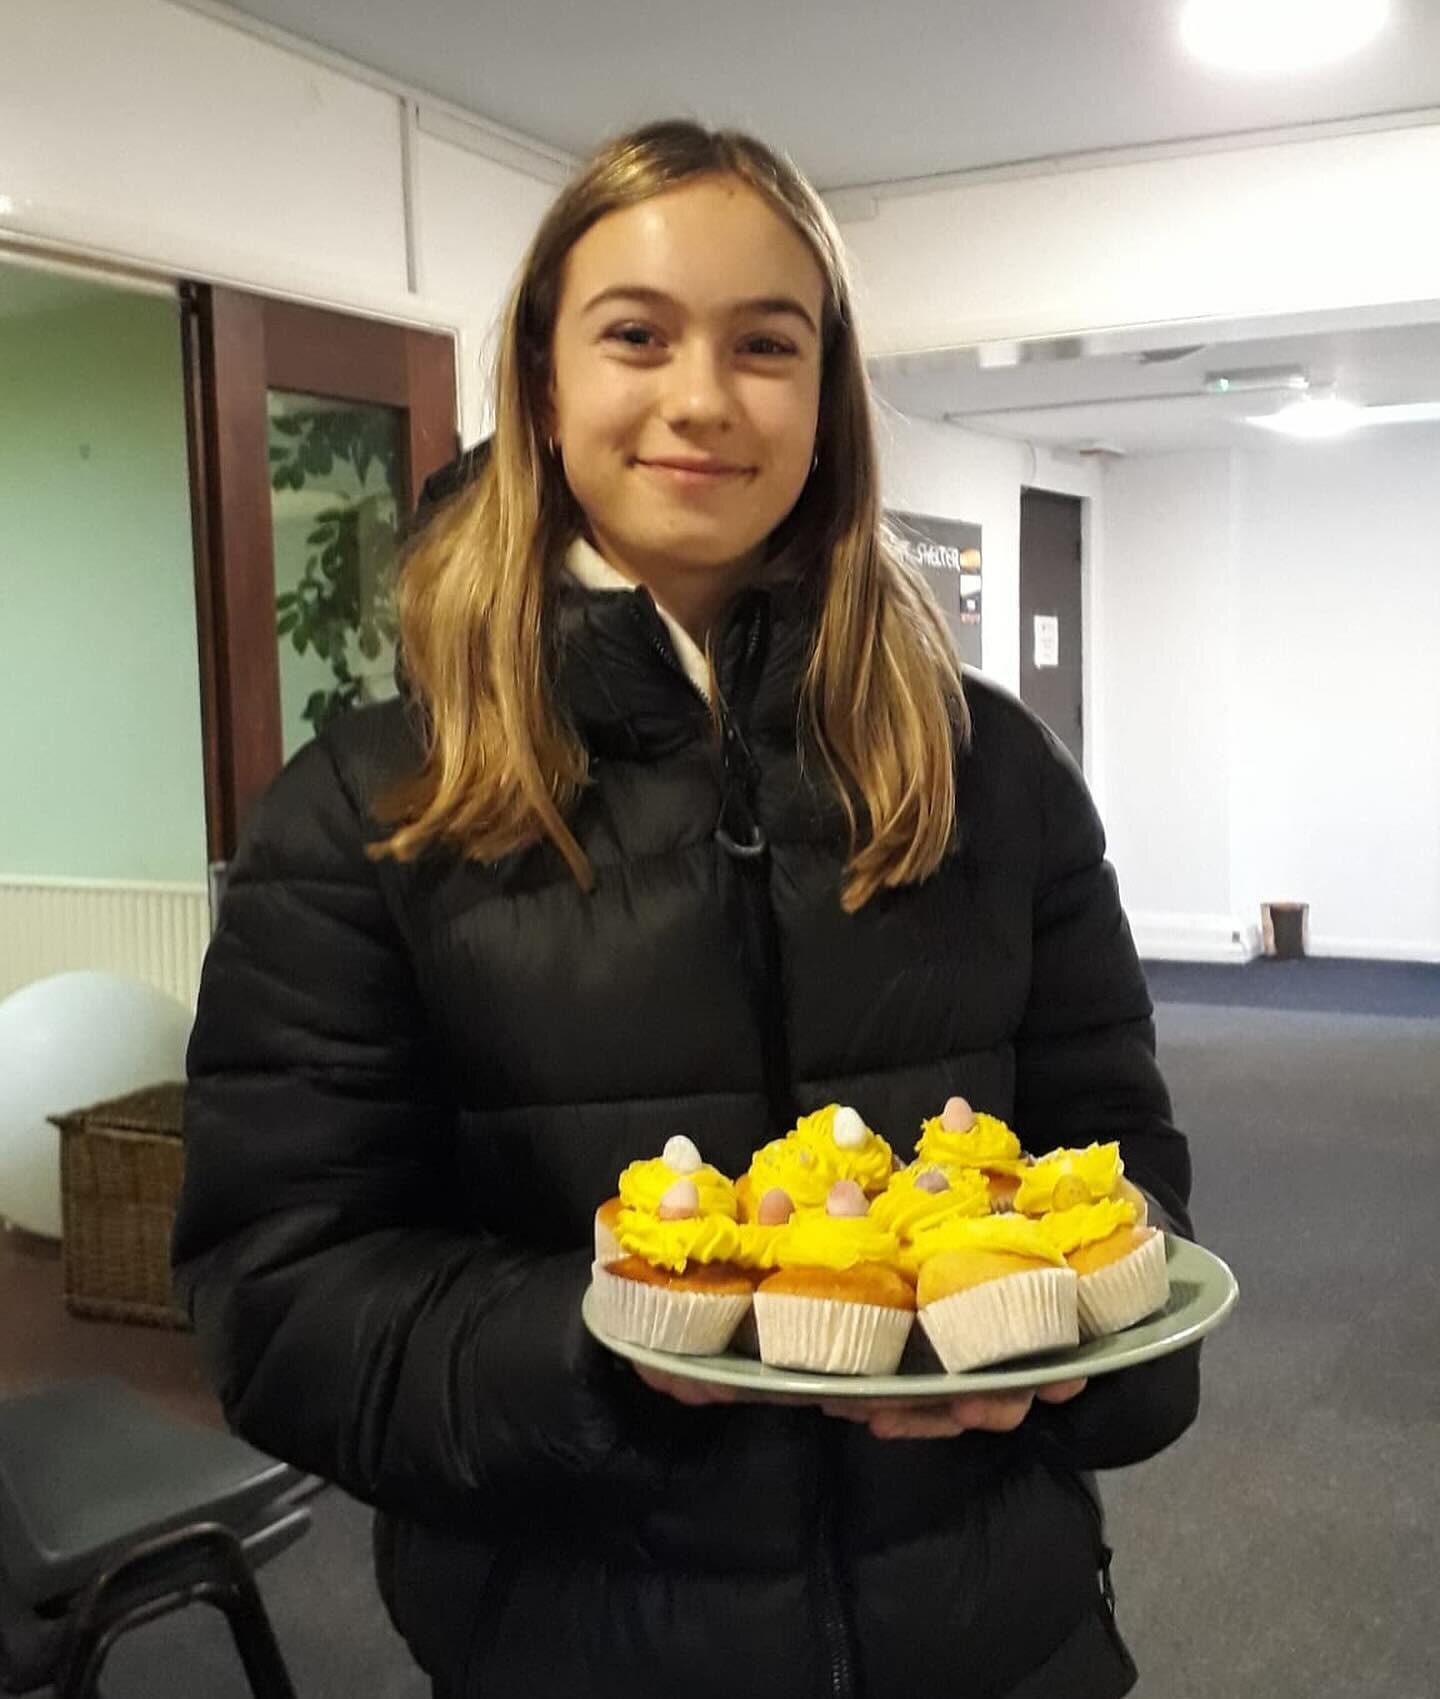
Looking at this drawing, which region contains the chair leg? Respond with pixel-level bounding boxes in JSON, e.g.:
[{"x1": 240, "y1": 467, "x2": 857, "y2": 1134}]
[
  {"x1": 55, "y1": 1521, "x2": 300, "y2": 1699},
  {"x1": 213, "y1": 1567, "x2": 299, "y2": 1699}
]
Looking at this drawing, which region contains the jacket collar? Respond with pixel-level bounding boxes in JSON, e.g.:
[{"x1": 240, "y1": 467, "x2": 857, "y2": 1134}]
[{"x1": 551, "y1": 556, "x2": 820, "y2": 761}]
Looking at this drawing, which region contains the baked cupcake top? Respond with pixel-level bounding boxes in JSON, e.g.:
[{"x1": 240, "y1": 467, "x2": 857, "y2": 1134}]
[
  {"x1": 1035, "y1": 1198, "x2": 1139, "y2": 1257},
  {"x1": 617, "y1": 1134, "x2": 738, "y2": 1219},
  {"x1": 869, "y1": 1163, "x2": 992, "y2": 1240},
  {"x1": 1013, "y1": 1143, "x2": 1123, "y2": 1216},
  {"x1": 914, "y1": 1097, "x2": 1029, "y2": 1174},
  {"x1": 900, "y1": 1210, "x2": 1068, "y2": 1277},
  {"x1": 746, "y1": 1103, "x2": 894, "y2": 1206}
]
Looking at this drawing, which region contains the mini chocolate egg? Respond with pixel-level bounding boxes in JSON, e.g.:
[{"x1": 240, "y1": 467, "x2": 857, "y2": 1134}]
[
  {"x1": 942, "y1": 1095, "x2": 976, "y2": 1133},
  {"x1": 826, "y1": 1179, "x2": 868, "y2": 1218},
  {"x1": 662, "y1": 1134, "x2": 703, "y2": 1174},
  {"x1": 914, "y1": 1167, "x2": 950, "y2": 1194},
  {"x1": 656, "y1": 1177, "x2": 700, "y2": 1220},
  {"x1": 831, "y1": 1106, "x2": 867, "y2": 1150},
  {"x1": 757, "y1": 1187, "x2": 795, "y2": 1226}
]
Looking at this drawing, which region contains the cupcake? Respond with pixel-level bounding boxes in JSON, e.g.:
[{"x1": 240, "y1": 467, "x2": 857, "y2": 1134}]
[
  {"x1": 749, "y1": 1181, "x2": 914, "y2": 1375},
  {"x1": 1012, "y1": 1142, "x2": 1149, "y2": 1226},
  {"x1": 594, "y1": 1134, "x2": 737, "y2": 1261},
  {"x1": 739, "y1": 1104, "x2": 894, "y2": 1220},
  {"x1": 1037, "y1": 1200, "x2": 1170, "y2": 1339},
  {"x1": 914, "y1": 1097, "x2": 1031, "y2": 1211},
  {"x1": 907, "y1": 1215, "x2": 1079, "y2": 1372},
  {"x1": 591, "y1": 1173, "x2": 752, "y2": 1356}
]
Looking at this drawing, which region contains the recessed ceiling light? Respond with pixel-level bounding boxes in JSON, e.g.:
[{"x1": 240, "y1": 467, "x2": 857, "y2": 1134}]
[
  {"x1": 1181, "y1": 0, "x2": 1390, "y2": 74},
  {"x1": 1247, "y1": 396, "x2": 1369, "y2": 438}
]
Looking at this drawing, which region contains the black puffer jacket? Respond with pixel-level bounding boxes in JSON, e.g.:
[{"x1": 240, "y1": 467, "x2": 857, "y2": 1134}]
[{"x1": 174, "y1": 573, "x2": 1198, "y2": 1699}]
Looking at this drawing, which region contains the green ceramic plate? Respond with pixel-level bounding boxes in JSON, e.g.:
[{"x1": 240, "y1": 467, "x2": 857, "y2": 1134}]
[{"x1": 582, "y1": 1234, "x2": 1237, "y2": 1399}]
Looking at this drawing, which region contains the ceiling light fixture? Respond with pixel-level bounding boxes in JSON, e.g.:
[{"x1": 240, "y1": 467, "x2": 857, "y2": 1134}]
[
  {"x1": 1246, "y1": 395, "x2": 1369, "y2": 438},
  {"x1": 1181, "y1": 0, "x2": 1390, "y2": 74}
]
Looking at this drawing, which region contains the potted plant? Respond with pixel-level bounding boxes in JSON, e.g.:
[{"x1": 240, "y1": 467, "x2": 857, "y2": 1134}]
[{"x1": 271, "y1": 404, "x2": 401, "y2": 735}]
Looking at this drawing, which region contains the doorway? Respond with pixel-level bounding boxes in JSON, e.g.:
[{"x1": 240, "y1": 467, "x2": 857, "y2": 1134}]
[
  {"x1": 182, "y1": 284, "x2": 458, "y2": 876},
  {"x1": 1018, "y1": 487, "x2": 1085, "y2": 770}
]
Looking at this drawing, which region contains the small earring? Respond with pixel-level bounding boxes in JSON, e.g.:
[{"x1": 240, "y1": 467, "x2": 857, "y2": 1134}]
[{"x1": 811, "y1": 450, "x2": 820, "y2": 474}]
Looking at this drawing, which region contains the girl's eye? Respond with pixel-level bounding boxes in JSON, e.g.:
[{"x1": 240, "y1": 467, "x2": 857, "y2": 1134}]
[
  {"x1": 740, "y1": 335, "x2": 797, "y2": 357},
  {"x1": 605, "y1": 323, "x2": 661, "y2": 349}
]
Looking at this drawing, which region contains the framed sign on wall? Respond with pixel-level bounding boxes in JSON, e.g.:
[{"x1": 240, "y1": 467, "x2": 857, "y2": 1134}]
[{"x1": 886, "y1": 510, "x2": 983, "y2": 667}]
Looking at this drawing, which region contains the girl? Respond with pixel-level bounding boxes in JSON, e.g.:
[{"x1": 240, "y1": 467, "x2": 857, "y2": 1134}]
[{"x1": 175, "y1": 119, "x2": 1198, "y2": 1699}]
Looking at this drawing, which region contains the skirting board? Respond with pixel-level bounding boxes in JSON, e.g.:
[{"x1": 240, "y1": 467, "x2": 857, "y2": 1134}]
[
  {"x1": 1134, "y1": 912, "x2": 1440, "y2": 965},
  {"x1": 1131, "y1": 912, "x2": 1262, "y2": 964}
]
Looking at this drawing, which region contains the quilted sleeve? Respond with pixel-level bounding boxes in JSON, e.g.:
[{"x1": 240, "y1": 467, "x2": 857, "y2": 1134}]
[{"x1": 172, "y1": 735, "x2": 672, "y2": 1526}]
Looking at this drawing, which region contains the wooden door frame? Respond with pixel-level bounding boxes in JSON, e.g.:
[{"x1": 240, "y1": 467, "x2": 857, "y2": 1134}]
[{"x1": 181, "y1": 283, "x2": 457, "y2": 863}]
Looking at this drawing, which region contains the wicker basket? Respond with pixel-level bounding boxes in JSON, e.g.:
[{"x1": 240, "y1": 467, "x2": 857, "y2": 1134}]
[{"x1": 53, "y1": 1082, "x2": 189, "y2": 1329}]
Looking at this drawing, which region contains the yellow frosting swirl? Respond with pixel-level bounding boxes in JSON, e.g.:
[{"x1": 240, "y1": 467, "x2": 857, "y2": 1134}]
[
  {"x1": 735, "y1": 1222, "x2": 788, "y2": 1272},
  {"x1": 914, "y1": 1111, "x2": 1028, "y2": 1174},
  {"x1": 613, "y1": 1209, "x2": 744, "y2": 1273},
  {"x1": 1035, "y1": 1199, "x2": 1138, "y2": 1256},
  {"x1": 617, "y1": 1157, "x2": 738, "y2": 1218},
  {"x1": 899, "y1": 1211, "x2": 1067, "y2": 1277},
  {"x1": 1013, "y1": 1143, "x2": 1124, "y2": 1216},
  {"x1": 869, "y1": 1166, "x2": 991, "y2": 1240},
  {"x1": 767, "y1": 1213, "x2": 901, "y2": 1272},
  {"x1": 784, "y1": 1104, "x2": 895, "y2": 1193},
  {"x1": 744, "y1": 1139, "x2": 834, "y2": 1211}
]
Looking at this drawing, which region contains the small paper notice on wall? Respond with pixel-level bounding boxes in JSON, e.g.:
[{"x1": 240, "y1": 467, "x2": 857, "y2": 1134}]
[{"x1": 1033, "y1": 614, "x2": 1059, "y2": 669}]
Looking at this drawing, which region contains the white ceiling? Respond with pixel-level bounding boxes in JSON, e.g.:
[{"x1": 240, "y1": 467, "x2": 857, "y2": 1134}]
[
  {"x1": 870, "y1": 314, "x2": 1440, "y2": 452},
  {"x1": 215, "y1": 0, "x2": 1440, "y2": 189}
]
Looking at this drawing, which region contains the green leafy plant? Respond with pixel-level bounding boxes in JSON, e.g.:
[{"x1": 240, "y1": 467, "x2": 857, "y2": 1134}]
[{"x1": 271, "y1": 406, "x2": 401, "y2": 734}]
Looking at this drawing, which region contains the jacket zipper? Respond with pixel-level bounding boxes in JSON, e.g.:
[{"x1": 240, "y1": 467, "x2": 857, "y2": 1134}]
[
  {"x1": 812, "y1": 1424, "x2": 859, "y2": 1699},
  {"x1": 633, "y1": 592, "x2": 854, "y2": 1696}
]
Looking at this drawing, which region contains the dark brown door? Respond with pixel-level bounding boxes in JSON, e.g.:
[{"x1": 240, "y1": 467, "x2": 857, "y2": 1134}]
[
  {"x1": 181, "y1": 285, "x2": 458, "y2": 873},
  {"x1": 1018, "y1": 488, "x2": 1084, "y2": 769}
]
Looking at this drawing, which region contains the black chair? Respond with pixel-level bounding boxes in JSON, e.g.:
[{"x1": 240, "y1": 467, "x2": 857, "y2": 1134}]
[{"x1": 0, "y1": 1378, "x2": 314, "y2": 1698}]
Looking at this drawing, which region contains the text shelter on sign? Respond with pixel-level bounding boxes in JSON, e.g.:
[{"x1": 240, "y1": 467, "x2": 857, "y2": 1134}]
[{"x1": 885, "y1": 511, "x2": 983, "y2": 667}]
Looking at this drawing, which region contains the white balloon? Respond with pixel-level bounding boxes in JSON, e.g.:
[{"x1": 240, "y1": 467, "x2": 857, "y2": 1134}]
[{"x1": 0, "y1": 972, "x2": 193, "y2": 1238}]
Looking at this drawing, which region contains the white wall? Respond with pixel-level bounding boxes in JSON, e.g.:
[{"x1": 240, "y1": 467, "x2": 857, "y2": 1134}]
[
  {"x1": 0, "y1": 0, "x2": 560, "y2": 441},
  {"x1": 1099, "y1": 451, "x2": 1237, "y2": 954},
  {"x1": 1229, "y1": 432, "x2": 1440, "y2": 960},
  {"x1": 876, "y1": 411, "x2": 1106, "y2": 783},
  {"x1": 1100, "y1": 430, "x2": 1440, "y2": 963}
]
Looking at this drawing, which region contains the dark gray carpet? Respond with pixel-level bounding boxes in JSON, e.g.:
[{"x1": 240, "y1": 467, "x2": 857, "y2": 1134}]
[
  {"x1": 1144, "y1": 956, "x2": 1440, "y2": 1018},
  {"x1": 1109, "y1": 1000, "x2": 1439, "y2": 1698},
  {"x1": 63, "y1": 996, "x2": 1440, "y2": 1699}
]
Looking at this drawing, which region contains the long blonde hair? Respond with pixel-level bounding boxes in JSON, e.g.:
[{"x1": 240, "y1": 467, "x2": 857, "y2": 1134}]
[{"x1": 375, "y1": 120, "x2": 968, "y2": 912}]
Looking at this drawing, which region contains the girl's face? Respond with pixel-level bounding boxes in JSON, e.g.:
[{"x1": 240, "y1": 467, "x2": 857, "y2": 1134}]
[{"x1": 548, "y1": 175, "x2": 825, "y2": 607}]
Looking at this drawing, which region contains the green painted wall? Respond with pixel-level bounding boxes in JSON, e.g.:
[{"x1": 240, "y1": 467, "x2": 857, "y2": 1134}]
[{"x1": 0, "y1": 278, "x2": 207, "y2": 882}]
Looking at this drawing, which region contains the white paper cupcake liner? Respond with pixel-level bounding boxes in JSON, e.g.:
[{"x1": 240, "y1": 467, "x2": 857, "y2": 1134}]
[
  {"x1": 593, "y1": 1212, "x2": 621, "y2": 1265},
  {"x1": 1076, "y1": 1231, "x2": 1170, "y2": 1339},
  {"x1": 753, "y1": 1291, "x2": 914, "y2": 1376},
  {"x1": 590, "y1": 1262, "x2": 751, "y2": 1356},
  {"x1": 919, "y1": 1267, "x2": 1078, "y2": 1371}
]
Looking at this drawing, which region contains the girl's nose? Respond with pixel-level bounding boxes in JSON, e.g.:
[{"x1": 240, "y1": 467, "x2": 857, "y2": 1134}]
[{"x1": 662, "y1": 339, "x2": 734, "y2": 432}]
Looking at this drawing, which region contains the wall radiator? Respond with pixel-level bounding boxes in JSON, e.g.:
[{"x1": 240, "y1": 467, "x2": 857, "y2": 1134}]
[{"x1": 0, "y1": 876, "x2": 210, "y2": 1009}]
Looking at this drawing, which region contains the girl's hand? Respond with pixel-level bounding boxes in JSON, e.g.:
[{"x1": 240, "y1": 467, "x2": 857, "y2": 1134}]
[
  {"x1": 634, "y1": 1365, "x2": 1088, "y2": 1431},
  {"x1": 819, "y1": 1378, "x2": 1088, "y2": 1439}
]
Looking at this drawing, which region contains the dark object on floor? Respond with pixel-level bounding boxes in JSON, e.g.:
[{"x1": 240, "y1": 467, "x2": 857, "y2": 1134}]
[
  {"x1": 0, "y1": 1377, "x2": 311, "y2": 1697},
  {"x1": 52, "y1": 1085, "x2": 188, "y2": 1328},
  {"x1": 1143, "y1": 956, "x2": 1440, "y2": 1018},
  {"x1": 1260, "y1": 900, "x2": 1309, "y2": 959}
]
